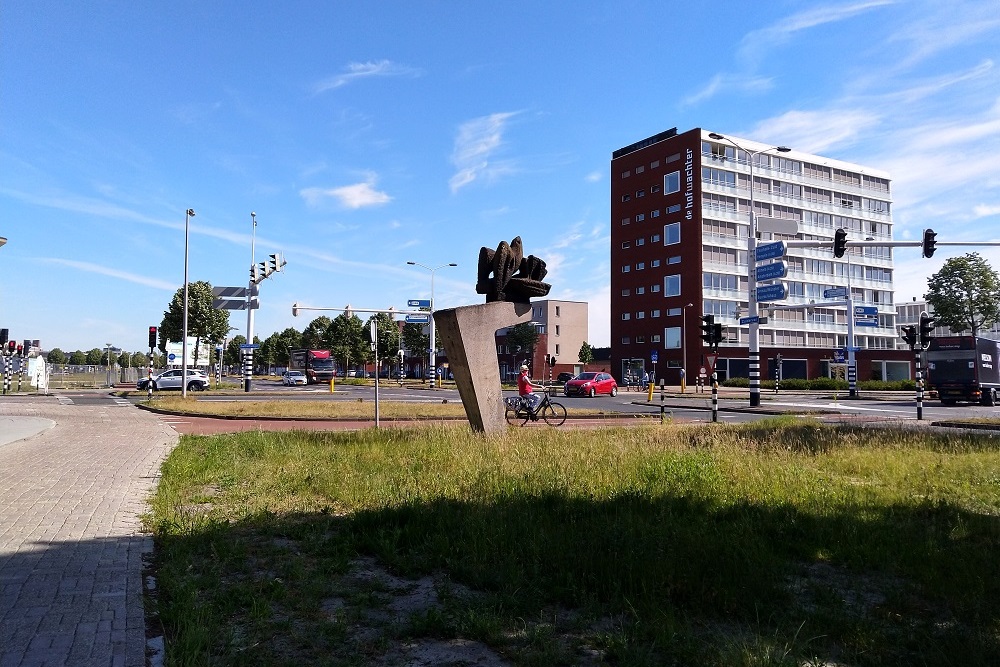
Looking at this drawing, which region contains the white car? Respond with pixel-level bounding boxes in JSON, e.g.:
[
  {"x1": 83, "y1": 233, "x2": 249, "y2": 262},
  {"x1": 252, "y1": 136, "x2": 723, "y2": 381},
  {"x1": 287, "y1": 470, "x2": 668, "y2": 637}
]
[
  {"x1": 142, "y1": 369, "x2": 210, "y2": 391},
  {"x1": 282, "y1": 370, "x2": 307, "y2": 386}
]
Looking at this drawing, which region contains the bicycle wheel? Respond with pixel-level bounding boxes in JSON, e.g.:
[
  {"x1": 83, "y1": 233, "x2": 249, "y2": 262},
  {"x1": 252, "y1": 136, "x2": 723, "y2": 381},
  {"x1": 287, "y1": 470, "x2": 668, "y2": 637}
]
[
  {"x1": 540, "y1": 401, "x2": 567, "y2": 426},
  {"x1": 506, "y1": 407, "x2": 529, "y2": 426}
]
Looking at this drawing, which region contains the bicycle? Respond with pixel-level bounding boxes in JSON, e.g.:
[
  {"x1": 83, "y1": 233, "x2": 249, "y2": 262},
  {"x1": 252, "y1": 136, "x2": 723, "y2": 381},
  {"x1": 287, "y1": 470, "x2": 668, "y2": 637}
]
[{"x1": 504, "y1": 391, "x2": 567, "y2": 426}]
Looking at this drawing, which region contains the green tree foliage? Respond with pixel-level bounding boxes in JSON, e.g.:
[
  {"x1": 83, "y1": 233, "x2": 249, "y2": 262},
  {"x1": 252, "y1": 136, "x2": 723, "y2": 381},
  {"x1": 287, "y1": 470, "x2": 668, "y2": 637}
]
[
  {"x1": 46, "y1": 348, "x2": 67, "y2": 364},
  {"x1": 85, "y1": 348, "x2": 103, "y2": 365},
  {"x1": 578, "y1": 341, "x2": 594, "y2": 365},
  {"x1": 301, "y1": 316, "x2": 332, "y2": 349},
  {"x1": 506, "y1": 322, "x2": 539, "y2": 361},
  {"x1": 130, "y1": 352, "x2": 148, "y2": 368},
  {"x1": 402, "y1": 322, "x2": 429, "y2": 358},
  {"x1": 225, "y1": 336, "x2": 247, "y2": 368},
  {"x1": 925, "y1": 252, "x2": 1000, "y2": 337},
  {"x1": 160, "y1": 281, "x2": 231, "y2": 366},
  {"x1": 326, "y1": 313, "x2": 366, "y2": 374},
  {"x1": 272, "y1": 327, "x2": 303, "y2": 366},
  {"x1": 365, "y1": 313, "x2": 400, "y2": 364},
  {"x1": 116, "y1": 351, "x2": 130, "y2": 367},
  {"x1": 70, "y1": 351, "x2": 88, "y2": 365}
]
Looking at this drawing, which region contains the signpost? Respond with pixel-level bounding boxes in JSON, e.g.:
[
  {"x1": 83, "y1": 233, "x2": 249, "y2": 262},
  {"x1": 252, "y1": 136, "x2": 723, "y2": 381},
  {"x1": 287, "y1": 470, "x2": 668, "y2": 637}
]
[
  {"x1": 755, "y1": 282, "x2": 788, "y2": 302},
  {"x1": 407, "y1": 299, "x2": 431, "y2": 308},
  {"x1": 754, "y1": 261, "x2": 787, "y2": 281},
  {"x1": 754, "y1": 240, "x2": 786, "y2": 262},
  {"x1": 824, "y1": 286, "x2": 847, "y2": 299},
  {"x1": 404, "y1": 314, "x2": 430, "y2": 323}
]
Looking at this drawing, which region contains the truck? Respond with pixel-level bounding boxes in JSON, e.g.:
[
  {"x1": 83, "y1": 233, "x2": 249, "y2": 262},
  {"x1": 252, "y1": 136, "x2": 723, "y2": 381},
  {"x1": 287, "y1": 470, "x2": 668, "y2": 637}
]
[
  {"x1": 288, "y1": 349, "x2": 336, "y2": 385},
  {"x1": 925, "y1": 336, "x2": 1000, "y2": 406}
]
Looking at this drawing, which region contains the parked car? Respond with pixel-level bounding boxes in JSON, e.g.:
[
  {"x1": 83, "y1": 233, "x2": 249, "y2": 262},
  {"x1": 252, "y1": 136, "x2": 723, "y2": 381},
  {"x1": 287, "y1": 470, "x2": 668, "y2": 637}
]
[
  {"x1": 137, "y1": 368, "x2": 209, "y2": 391},
  {"x1": 556, "y1": 372, "x2": 574, "y2": 384},
  {"x1": 282, "y1": 370, "x2": 307, "y2": 386},
  {"x1": 563, "y1": 372, "x2": 618, "y2": 398}
]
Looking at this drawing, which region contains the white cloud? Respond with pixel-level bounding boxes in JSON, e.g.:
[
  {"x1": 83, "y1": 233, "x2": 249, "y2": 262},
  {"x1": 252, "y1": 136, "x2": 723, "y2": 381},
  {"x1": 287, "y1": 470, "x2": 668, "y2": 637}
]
[
  {"x1": 681, "y1": 74, "x2": 773, "y2": 107},
  {"x1": 300, "y1": 174, "x2": 391, "y2": 209},
  {"x1": 313, "y1": 60, "x2": 419, "y2": 94},
  {"x1": 748, "y1": 108, "x2": 882, "y2": 154},
  {"x1": 449, "y1": 111, "x2": 521, "y2": 193},
  {"x1": 41, "y1": 258, "x2": 176, "y2": 290},
  {"x1": 584, "y1": 171, "x2": 603, "y2": 183},
  {"x1": 974, "y1": 204, "x2": 1000, "y2": 218}
]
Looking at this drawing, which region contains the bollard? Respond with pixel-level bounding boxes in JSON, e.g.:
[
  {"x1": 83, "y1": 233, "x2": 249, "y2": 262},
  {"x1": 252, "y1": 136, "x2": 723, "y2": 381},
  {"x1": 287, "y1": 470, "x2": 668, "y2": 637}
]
[
  {"x1": 330, "y1": 376, "x2": 335, "y2": 393},
  {"x1": 659, "y1": 380, "x2": 666, "y2": 424},
  {"x1": 647, "y1": 378, "x2": 654, "y2": 402},
  {"x1": 711, "y1": 372, "x2": 719, "y2": 423},
  {"x1": 915, "y1": 352, "x2": 923, "y2": 421}
]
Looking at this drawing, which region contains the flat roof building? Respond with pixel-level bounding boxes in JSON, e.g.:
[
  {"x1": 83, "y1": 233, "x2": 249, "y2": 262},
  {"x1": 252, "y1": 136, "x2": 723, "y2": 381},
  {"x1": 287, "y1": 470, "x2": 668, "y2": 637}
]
[{"x1": 610, "y1": 127, "x2": 912, "y2": 384}]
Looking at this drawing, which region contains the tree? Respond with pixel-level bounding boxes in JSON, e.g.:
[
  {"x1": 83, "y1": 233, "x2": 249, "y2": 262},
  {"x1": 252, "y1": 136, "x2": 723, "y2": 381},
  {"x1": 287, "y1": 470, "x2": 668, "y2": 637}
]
[
  {"x1": 365, "y1": 313, "x2": 400, "y2": 367},
  {"x1": 117, "y1": 351, "x2": 130, "y2": 367},
  {"x1": 130, "y1": 352, "x2": 148, "y2": 368},
  {"x1": 225, "y1": 336, "x2": 247, "y2": 368},
  {"x1": 578, "y1": 341, "x2": 594, "y2": 366},
  {"x1": 160, "y1": 280, "x2": 231, "y2": 366},
  {"x1": 402, "y1": 323, "x2": 429, "y2": 359},
  {"x1": 85, "y1": 348, "x2": 103, "y2": 365},
  {"x1": 69, "y1": 351, "x2": 87, "y2": 365},
  {"x1": 925, "y1": 252, "x2": 1000, "y2": 337},
  {"x1": 46, "y1": 348, "x2": 67, "y2": 364},
  {"x1": 326, "y1": 313, "x2": 366, "y2": 374},
  {"x1": 506, "y1": 322, "x2": 539, "y2": 363},
  {"x1": 301, "y1": 316, "x2": 332, "y2": 349},
  {"x1": 272, "y1": 327, "x2": 303, "y2": 367}
]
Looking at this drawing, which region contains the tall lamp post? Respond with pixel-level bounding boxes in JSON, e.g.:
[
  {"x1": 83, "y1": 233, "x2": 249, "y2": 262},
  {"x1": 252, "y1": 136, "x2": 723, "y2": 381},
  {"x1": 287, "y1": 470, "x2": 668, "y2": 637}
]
[
  {"x1": 708, "y1": 133, "x2": 790, "y2": 407},
  {"x1": 681, "y1": 302, "x2": 693, "y2": 392},
  {"x1": 245, "y1": 212, "x2": 257, "y2": 392},
  {"x1": 406, "y1": 261, "x2": 457, "y2": 389},
  {"x1": 182, "y1": 208, "x2": 195, "y2": 398}
]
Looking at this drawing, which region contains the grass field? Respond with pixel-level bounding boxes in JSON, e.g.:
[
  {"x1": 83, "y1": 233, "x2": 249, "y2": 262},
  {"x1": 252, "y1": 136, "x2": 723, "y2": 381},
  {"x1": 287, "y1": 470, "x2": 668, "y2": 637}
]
[{"x1": 146, "y1": 419, "x2": 1000, "y2": 666}]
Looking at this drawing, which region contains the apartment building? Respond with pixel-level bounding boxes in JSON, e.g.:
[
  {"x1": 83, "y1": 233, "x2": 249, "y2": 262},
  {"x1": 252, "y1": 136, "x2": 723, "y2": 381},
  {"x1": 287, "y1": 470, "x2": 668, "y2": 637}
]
[
  {"x1": 611, "y1": 127, "x2": 912, "y2": 384},
  {"x1": 496, "y1": 299, "x2": 588, "y2": 381}
]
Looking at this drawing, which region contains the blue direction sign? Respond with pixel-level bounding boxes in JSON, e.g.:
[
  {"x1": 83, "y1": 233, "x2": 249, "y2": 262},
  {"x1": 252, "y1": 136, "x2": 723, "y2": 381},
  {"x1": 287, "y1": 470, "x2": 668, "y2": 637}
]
[
  {"x1": 755, "y1": 282, "x2": 788, "y2": 302},
  {"x1": 754, "y1": 240, "x2": 786, "y2": 262},
  {"x1": 823, "y1": 286, "x2": 847, "y2": 299},
  {"x1": 650, "y1": 350, "x2": 658, "y2": 362},
  {"x1": 854, "y1": 306, "x2": 878, "y2": 316},
  {"x1": 739, "y1": 316, "x2": 760, "y2": 325},
  {"x1": 854, "y1": 317, "x2": 878, "y2": 327},
  {"x1": 239, "y1": 343, "x2": 260, "y2": 350},
  {"x1": 755, "y1": 261, "x2": 787, "y2": 281},
  {"x1": 405, "y1": 314, "x2": 430, "y2": 323},
  {"x1": 833, "y1": 349, "x2": 846, "y2": 363},
  {"x1": 407, "y1": 299, "x2": 431, "y2": 308}
]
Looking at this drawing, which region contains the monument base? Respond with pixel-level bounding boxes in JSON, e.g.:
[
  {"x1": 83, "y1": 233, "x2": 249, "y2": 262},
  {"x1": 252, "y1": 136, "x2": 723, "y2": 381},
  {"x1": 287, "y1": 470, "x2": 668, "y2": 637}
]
[{"x1": 433, "y1": 301, "x2": 532, "y2": 433}]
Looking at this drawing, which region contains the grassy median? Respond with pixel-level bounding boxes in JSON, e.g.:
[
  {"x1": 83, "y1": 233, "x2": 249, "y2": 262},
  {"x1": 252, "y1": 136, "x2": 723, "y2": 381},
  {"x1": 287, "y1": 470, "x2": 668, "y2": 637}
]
[{"x1": 146, "y1": 419, "x2": 1000, "y2": 666}]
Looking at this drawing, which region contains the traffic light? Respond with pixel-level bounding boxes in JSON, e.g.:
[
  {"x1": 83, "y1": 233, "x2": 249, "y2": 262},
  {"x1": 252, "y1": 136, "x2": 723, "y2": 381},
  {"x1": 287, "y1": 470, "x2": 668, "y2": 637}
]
[
  {"x1": 292, "y1": 302, "x2": 300, "y2": 317},
  {"x1": 700, "y1": 315, "x2": 716, "y2": 346},
  {"x1": 712, "y1": 323, "x2": 723, "y2": 350},
  {"x1": 833, "y1": 228, "x2": 848, "y2": 258},
  {"x1": 7, "y1": 341, "x2": 15, "y2": 354},
  {"x1": 900, "y1": 325, "x2": 917, "y2": 347},
  {"x1": 16, "y1": 344, "x2": 23, "y2": 357},
  {"x1": 268, "y1": 253, "x2": 286, "y2": 273},
  {"x1": 257, "y1": 261, "x2": 268, "y2": 280},
  {"x1": 250, "y1": 263, "x2": 260, "y2": 283},
  {"x1": 547, "y1": 355, "x2": 556, "y2": 366},
  {"x1": 921, "y1": 229, "x2": 937, "y2": 258},
  {"x1": 919, "y1": 312, "x2": 936, "y2": 348},
  {"x1": 0, "y1": 329, "x2": 7, "y2": 345},
  {"x1": 148, "y1": 326, "x2": 157, "y2": 349}
]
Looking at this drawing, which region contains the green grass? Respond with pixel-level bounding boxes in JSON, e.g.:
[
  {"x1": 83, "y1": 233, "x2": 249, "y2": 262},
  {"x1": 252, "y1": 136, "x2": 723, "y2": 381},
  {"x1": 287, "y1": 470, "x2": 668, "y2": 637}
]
[{"x1": 147, "y1": 420, "x2": 1000, "y2": 665}]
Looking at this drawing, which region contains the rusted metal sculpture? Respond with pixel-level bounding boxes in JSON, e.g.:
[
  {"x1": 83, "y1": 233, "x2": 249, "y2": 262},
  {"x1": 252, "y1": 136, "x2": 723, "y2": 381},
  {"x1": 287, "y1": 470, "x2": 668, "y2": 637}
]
[{"x1": 475, "y1": 236, "x2": 551, "y2": 303}]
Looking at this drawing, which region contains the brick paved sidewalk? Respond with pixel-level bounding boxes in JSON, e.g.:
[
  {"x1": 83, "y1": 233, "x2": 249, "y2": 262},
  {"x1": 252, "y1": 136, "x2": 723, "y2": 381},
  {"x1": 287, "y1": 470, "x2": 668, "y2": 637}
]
[{"x1": 0, "y1": 395, "x2": 178, "y2": 667}]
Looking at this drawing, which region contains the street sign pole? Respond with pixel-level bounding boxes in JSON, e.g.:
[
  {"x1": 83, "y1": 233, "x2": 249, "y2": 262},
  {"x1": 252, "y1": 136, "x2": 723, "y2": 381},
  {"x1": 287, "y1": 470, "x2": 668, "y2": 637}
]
[{"x1": 847, "y1": 287, "x2": 857, "y2": 398}]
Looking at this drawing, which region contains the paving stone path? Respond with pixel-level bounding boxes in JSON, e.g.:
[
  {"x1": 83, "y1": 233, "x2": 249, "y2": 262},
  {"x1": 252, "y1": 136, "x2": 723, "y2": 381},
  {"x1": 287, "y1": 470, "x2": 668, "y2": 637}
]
[{"x1": 0, "y1": 394, "x2": 177, "y2": 667}]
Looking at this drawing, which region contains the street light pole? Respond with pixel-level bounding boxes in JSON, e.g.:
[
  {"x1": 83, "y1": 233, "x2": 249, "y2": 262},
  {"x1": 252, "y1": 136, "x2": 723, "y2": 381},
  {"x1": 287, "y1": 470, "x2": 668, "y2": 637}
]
[
  {"x1": 182, "y1": 208, "x2": 195, "y2": 398},
  {"x1": 406, "y1": 261, "x2": 457, "y2": 389},
  {"x1": 708, "y1": 133, "x2": 790, "y2": 407},
  {"x1": 245, "y1": 212, "x2": 257, "y2": 392}
]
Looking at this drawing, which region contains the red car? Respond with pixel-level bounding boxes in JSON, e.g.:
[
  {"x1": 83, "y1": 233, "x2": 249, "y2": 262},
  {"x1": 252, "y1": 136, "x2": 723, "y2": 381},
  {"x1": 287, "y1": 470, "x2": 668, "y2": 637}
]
[{"x1": 563, "y1": 372, "x2": 618, "y2": 397}]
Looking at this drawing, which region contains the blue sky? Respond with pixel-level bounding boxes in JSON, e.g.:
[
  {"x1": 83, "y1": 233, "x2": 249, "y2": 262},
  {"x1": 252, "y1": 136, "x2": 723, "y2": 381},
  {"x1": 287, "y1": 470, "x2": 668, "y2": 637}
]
[{"x1": 2, "y1": 0, "x2": 999, "y2": 354}]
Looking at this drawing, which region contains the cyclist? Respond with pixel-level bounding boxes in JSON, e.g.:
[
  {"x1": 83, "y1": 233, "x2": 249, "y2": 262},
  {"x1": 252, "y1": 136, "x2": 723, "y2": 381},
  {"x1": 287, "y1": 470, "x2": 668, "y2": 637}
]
[{"x1": 517, "y1": 364, "x2": 543, "y2": 415}]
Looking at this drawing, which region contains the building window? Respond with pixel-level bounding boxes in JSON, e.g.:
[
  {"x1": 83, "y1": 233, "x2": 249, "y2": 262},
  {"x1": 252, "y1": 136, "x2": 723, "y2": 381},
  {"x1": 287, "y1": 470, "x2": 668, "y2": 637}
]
[
  {"x1": 665, "y1": 171, "x2": 681, "y2": 194},
  {"x1": 636, "y1": 189, "x2": 646, "y2": 198},
  {"x1": 622, "y1": 289, "x2": 630, "y2": 296},
  {"x1": 668, "y1": 256, "x2": 681, "y2": 264},
  {"x1": 651, "y1": 284, "x2": 660, "y2": 292},
  {"x1": 637, "y1": 262, "x2": 645, "y2": 270},
  {"x1": 665, "y1": 274, "x2": 681, "y2": 296},
  {"x1": 651, "y1": 209, "x2": 660, "y2": 218},
  {"x1": 666, "y1": 152, "x2": 680, "y2": 163},
  {"x1": 651, "y1": 160, "x2": 660, "y2": 169},
  {"x1": 664, "y1": 222, "x2": 680, "y2": 245},
  {"x1": 651, "y1": 233, "x2": 661, "y2": 243},
  {"x1": 667, "y1": 204, "x2": 681, "y2": 213},
  {"x1": 637, "y1": 238, "x2": 645, "y2": 246},
  {"x1": 667, "y1": 308, "x2": 681, "y2": 316},
  {"x1": 621, "y1": 217, "x2": 631, "y2": 226},
  {"x1": 637, "y1": 312, "x2": 645, "y2": 319},
  {"x1": 652, "y1": 309, "x2": 661, "y2": 317},
  {"x1": 652, "y1": 334, "x2": 661, "y2": 342},
  {"x1": 622, "y1": 241, "x2": 631, "y2": 249},
  {"x1": 636, "y1": 213, "x2": 645, "y2": 222},
  {"x1": 622, "y1": 170, "x2": 631, "y2": 178},
  {"x1": 622, "y1": 194, "x2": 631, "y2": 202},
  {"x1": 622, "y1": 313, "x2": 631, "y2": 321},
  {"x1": 651, "y1": 184, "x2": 661, "y2": 193},
  {"x1": 555, "y1": 344, "x2": 560, "y2": 355},
  {"x1": 555, "y1": 306, "x2": 560, "y2": 316},
  {"x1": 636, "y1": 336, "x2": 646, "y2": 343},
  {"x1": 636, "y1": 287, "x2": 645, "y2": 295},
  {"x1": 622, "y1": 265, "x2": 630, "y2": 273},
  {"x1": 622, "y1": 337, "x2": 631, "y2": 344},
  {"x1": 555, "y1": 325, "x2": 560, "y2": 336},
  {"x1": 652, "y1": 259, "x2": 661, "y2": 267},
  {"x1": 665, "y1": 327, "x2": 681, "y2": 349}
]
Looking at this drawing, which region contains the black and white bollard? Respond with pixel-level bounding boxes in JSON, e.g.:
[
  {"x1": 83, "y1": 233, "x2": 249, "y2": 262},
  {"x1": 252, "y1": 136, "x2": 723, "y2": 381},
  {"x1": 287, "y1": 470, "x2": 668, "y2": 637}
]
[
  {"x1": 915, "y1": 352, "x2": 924, "y2": 421},
  {"x1": 711, "y1": 372, "x2": 719, "y2": 423}
]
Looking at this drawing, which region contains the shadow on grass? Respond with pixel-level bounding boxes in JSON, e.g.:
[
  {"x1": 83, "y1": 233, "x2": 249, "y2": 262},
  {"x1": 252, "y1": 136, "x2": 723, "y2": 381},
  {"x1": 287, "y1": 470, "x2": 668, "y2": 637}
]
[{"x1": 155, "y1": 488, "x2": 1000, "y2": 666}]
